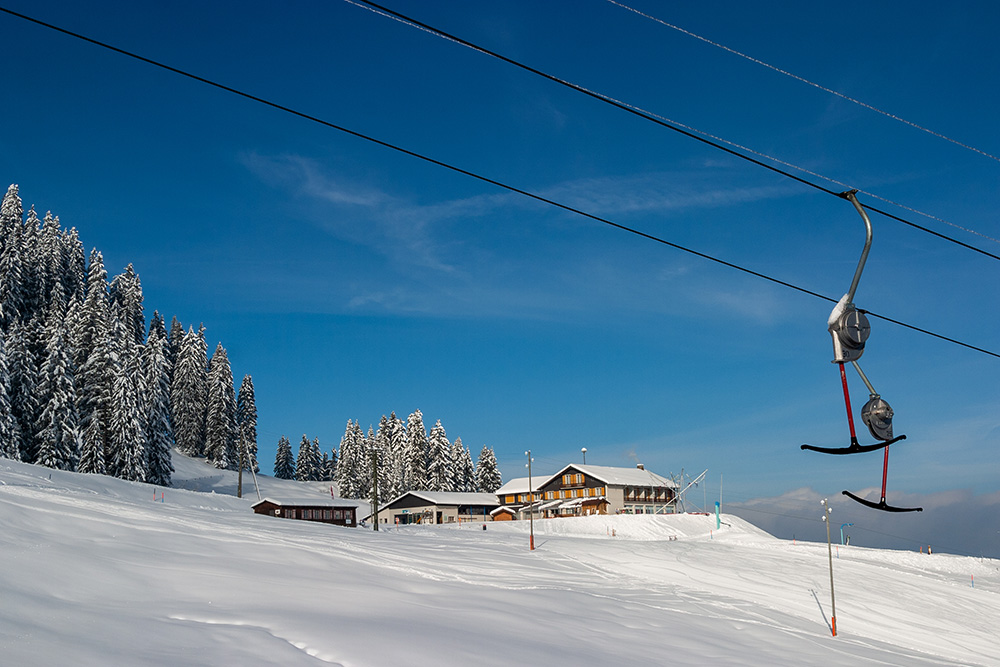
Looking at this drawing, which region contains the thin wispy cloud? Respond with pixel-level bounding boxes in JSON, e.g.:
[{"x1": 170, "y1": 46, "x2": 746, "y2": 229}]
[{"x1": 241, "y1": 153, "x2": 810, "y2": 320}]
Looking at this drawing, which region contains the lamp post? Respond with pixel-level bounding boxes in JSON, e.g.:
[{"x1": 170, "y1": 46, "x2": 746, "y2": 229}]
[
  {"x1": 525, "y1": 450, "x2": 535, "y2": 550},
  {"x1": 581, "y1": 447, "x2": 587, "y2": 464},
  {"x1": 822, "y1": 498, "x2": 837, "y2": 637},
  {"x1": 840, "y1": 523, "x2": 853, "y2": 546}
]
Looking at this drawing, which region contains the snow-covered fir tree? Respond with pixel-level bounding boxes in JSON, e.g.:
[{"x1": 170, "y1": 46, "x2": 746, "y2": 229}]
[
  {"x1": 236, "y1": 374, "x2": 258, "y2": 473},
  {"x1": 109, "y1": 264, "x2": 145, "y2": 346},
  {"x1": 403, "y1": 410, "x2": 429, "y2": 491},
  {"x1": 166, "y1": 316, "x2": 183, "y2": 374},
  {"x1": 273, "y1": 435, "x2": 294, "y2": 479},
  {"x1": 384, "y1": 411, "x2": 406, "y2": 499},
  {"x1": 205, "y1": 343, "x2": 237, "y2": 470},
  {"x1": 0, "y1": 204, "x2": 25, "y2": 328},
  {"x1": 370, "y1": 420, "x2": 393, "y2": 505},
  {"x1": 77, "y1": 415, "x2": 106, "y2": 475},
  {"x1": 474, "y1": 445, "x2": 502, "y2": 493},
  {"x1": 6, "y1": 321, "x2": 39, "y2": 462},
  {"x1": 450, "y1": 437, "x2": 475, "y2": 492},
  {"x1": 325, "y1": 443, "x2": 338, "y2": 481},
  {"x1": 142, "y1": 314, "x2": 173, "y2": 486},
  {"x1": 0, "y1": 330, "x2": 19, "y2": 460},
  {"x1": 109, "y1": 322, "x2": 146, "y2": 482},
  {"x1": 295, "y1": 434, "x2": 318, "y2": 482},
  {"x1": 311, "y1": 437, "x2": 323, "y2": 481},
  {"x1": 335, "y1": 420, "x2": 366, "y2": 498},
  {"x1": 33, "y1": 284, "x2": 80, "y2": 470},
  {"x1": 171, "y1": 326, "x2": 208, "y2": 457},
  {"x1": 427, "y1": 419, "x2": 451, "y2": 492}
]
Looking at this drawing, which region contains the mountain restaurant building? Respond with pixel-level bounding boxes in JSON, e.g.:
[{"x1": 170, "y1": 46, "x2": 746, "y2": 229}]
[{"x1": 532, "y1": 464, "x2": 679, "y2": 517}]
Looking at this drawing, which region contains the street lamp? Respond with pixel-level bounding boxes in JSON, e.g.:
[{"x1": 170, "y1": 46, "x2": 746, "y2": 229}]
[
  {"x1": 525, "y1": 450, "x2": 535, "y2": 551},
  {"x1": 840, "y1": 523, "x2": 853, "y2": 546},
  {"x1": 581, "y1": 447, "x2": 587, "y2": 464},
  {"x1": 822, "y1": 499, "x2": 837, "y2": 637}
]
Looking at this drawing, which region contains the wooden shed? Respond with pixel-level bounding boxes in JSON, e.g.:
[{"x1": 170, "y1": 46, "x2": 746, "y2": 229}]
[{"x1": 252, "y1": 497, "x2": 357, "y2": 527}]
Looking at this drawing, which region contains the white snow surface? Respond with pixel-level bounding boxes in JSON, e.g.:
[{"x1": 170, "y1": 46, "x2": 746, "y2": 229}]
[
  {"x1": 2, "y1": 453, "x2": 998, "y2": 666},
  {"x1": 828, "y1": 293, "x2": 852, "y2": 328}
]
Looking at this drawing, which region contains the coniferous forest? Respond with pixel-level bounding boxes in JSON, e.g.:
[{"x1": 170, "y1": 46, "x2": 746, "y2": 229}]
[
  {"x1": 0, "y1": 184, "x2": 259, "y2": 485},
  {"x1": 0, "y1": 183, "x2": 500, "y2": 499},
  {"x1": 275, "y1": 410, "x2": 503, "y2": 504}
]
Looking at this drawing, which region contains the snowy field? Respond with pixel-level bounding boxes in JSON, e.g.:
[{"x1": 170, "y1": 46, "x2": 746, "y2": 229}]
[{"x1": 2, "y1": 454, "x2": 998, "y2": 666}]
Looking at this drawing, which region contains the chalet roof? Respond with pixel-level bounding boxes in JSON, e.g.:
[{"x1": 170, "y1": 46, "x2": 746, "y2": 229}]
[
  {"x1": 252, "y1": 496, "x2": 361, "y2": 509},
  {"x1": 495, "y1": 477, "x2": 546, "y2": 495},
  {"x1": 542, "y1": 464, "x2": 678, "y2": 489},
  {"x1": 490, "y1": 506, "x2": 517, "y2": 516},
  {"x1": 402, "y1": 491, "x2": 501, "y2": 507}
]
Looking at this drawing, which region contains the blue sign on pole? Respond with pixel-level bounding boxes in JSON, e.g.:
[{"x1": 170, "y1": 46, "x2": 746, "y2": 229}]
[{"x1": 715, "y1": 501, "x2": 720, "y2": 529}]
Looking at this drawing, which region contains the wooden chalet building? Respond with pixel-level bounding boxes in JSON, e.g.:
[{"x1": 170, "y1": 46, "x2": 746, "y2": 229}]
[
  {"x1": 496, "y1": 464, "x2": 679, "y2": 518},
  {"x1": 252, "y1": 497, "x2": 358, "y2": 527}
]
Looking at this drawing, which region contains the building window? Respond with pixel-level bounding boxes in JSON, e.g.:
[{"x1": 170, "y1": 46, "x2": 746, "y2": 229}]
[{"x1": 505, "y1": 495, "x2": 515, "y2": 504}]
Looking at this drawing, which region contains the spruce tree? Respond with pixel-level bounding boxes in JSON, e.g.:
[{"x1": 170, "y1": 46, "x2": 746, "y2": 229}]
[
  {"x1": 273, "y1": 435, "x2": 294, "y2": 479},
  {"x1": 236, "y1": 374, "x2": 258, "y2": 473},
  {"x1": 0, "y1": 330, "x2": 21, "y2": 460},
  {"x1": 474, "y1": 445, "x2": 503, "y2": 493},
  {"x1": 311, "y1": 437, "x2": 323, "y2": 481},
  {"x1": 450, "y1": 437, "x2": 475, "y2": 492},
  {"x1": 427, "y1": 419, "x2": 451, "y2": 492},
  {"x1": 335, "y1": 420, "x2": 363, "y2": 498},
  {"x1": 403, "y1": 409, "x2": 429, "y2": 491},
  {"x1": 295, "y1": 434, "x2": 316, "y2": 482},
  {"x1": 171, "y1": 326, "x2": 207, "y2": 456},
  {"x1": 7, "y1": 320, "x2": 39, "y2": 462},
  {"x1": 109, "y1": 264, "x2": 145, "y2": 346},
  {"x1": 35, "y1": 325, "x2": 81, "y2": 471},
  {"x1": 205, "y1": 343, "x2": 237, "y2": 469},
  {"x1": 142, "y1": 316, "x2": 173, "y2": 486},
  {"x1": 109, "y1": 322, "x2": 146, "y2": 482},
  {"x1": 0, "y1": 218, "x2": 24, "y2": 329},
  {"x1": 325, "y1": 444, "x2": 338, "y2": 481},
  {"x1": 385, "y1": 412, "x2": 406, "y2": 499},
  {"x1": 371, "y1": 422, "x2": 392, "y2": 504},
  {"x1": 77, "y1": 416, "x2": 107, "y2": 475}
]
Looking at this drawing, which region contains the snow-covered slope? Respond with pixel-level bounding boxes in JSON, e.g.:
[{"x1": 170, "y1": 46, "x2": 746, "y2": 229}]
[{"x1": 1, "y1": 455, "x2": 997, "y2": 666}]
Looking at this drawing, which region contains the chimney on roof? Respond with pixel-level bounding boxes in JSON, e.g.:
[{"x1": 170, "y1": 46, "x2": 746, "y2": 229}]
[{"x1": 636, "y1": 463, "x2": 644, "y2": 470}]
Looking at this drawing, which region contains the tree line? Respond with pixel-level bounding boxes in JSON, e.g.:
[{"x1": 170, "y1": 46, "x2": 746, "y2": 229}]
[
  {"x1": 0, "y1": 183, "x2": 502, "y2": 501},
  {"x1": 273, "y1": 410, "x2": 503, "y2": 504},
  {"x1": 0, "y1": 184, "x2": 258, "y2": 485}
]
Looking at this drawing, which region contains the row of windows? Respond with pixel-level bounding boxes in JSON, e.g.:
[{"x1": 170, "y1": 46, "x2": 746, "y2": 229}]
[
  {"x1": 546, "y1": 486, "x2": 604, "y2": 500},
  {"x1": 275, "y1": 508, "x2": 351, "y2": 521},
  {"x1": 623, "y1": 487, "x2": 673, "y2": 502},
  {"x1": 505, "y1": 486, "x2": 606, "y2": 504}
]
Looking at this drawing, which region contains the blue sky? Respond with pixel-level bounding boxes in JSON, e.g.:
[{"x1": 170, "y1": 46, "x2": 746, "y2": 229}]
[{"x1": 2, "y1": 1, "x2": 998, "y2": 551}]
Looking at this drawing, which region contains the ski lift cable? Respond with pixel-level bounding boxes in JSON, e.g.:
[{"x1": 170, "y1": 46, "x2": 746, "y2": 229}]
[
  {"x1": 606, "y1": 0, "x2": 1000, "y2": 168},
  {"x1": 346, "y1": 0, "x2": 1000, "y2": 259},
  {"x1": 1, "y1": 6, "x2": 997, "y2": 360}
]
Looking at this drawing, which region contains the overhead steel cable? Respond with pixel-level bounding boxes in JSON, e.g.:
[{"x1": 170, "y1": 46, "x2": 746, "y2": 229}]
[
  {"x1": 0, "y1": 5, "x2": 996, "y2": 360},
  {"x1": 347, "y1": 0, "x2": 1000, "y2": 263},
  {"x1": 606, "y1": 0, "x2": 1000, "y2": 166}
]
